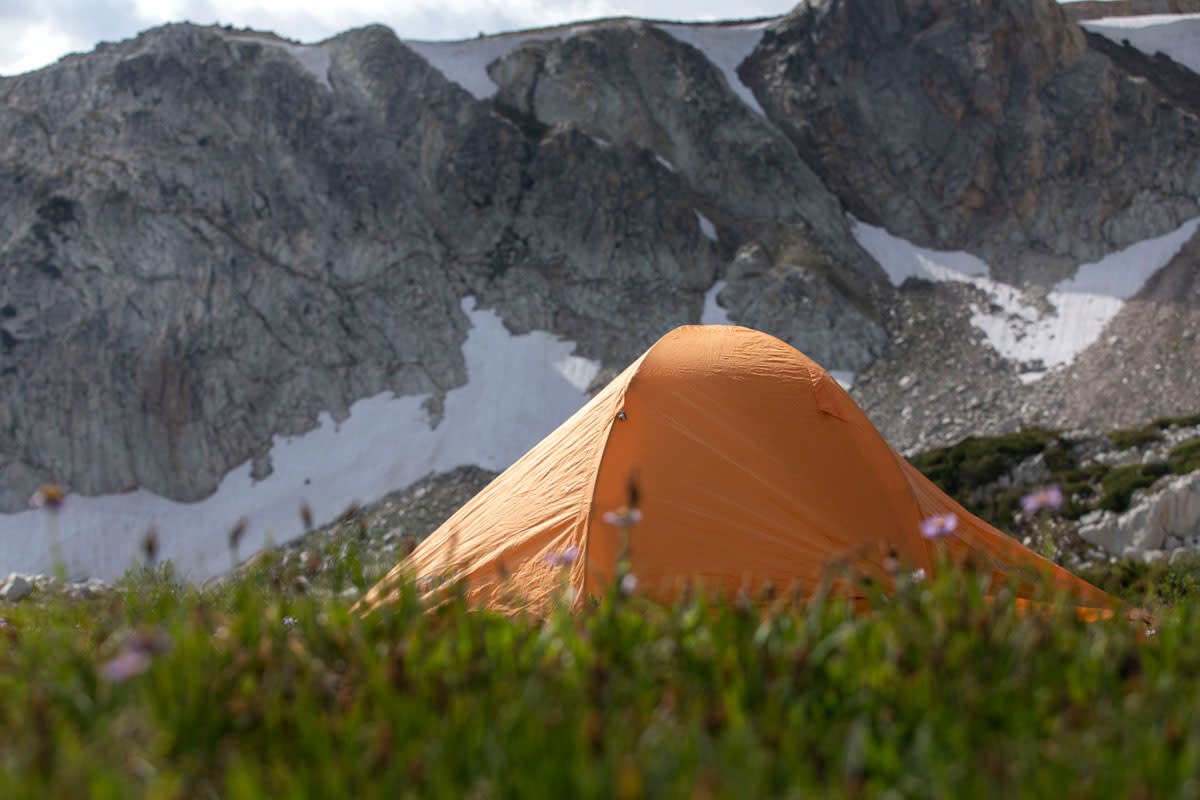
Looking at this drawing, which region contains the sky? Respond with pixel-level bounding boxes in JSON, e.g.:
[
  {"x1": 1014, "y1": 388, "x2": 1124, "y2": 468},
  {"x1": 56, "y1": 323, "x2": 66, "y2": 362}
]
[{"x1": 0, "y1": 0, "x2": 801, "y2": 76}]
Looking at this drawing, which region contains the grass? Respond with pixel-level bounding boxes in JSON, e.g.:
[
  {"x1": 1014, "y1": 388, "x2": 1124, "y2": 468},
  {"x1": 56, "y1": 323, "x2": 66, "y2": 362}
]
[
  {"x1": 3, "y1": 549, "x2": 1200, "y2": 797},
  {"x1": 1080, "y1": 552, "x2": 1200, "y2": 607}
]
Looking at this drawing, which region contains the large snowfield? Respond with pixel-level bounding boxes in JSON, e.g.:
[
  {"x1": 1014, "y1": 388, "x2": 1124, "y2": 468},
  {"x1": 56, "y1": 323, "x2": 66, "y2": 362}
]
[
  {"x1": 852, "y1": 216, "x2": 1200, "y2": 381},
  {"x1": 2, "y1": 11, "x2": 1199, "y2": 581}
]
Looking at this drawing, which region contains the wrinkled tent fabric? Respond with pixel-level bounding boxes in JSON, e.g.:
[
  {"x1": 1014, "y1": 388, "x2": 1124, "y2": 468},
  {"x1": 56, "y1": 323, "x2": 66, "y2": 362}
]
[{"x1": 357, "y1": 325, "x2": 1116, "y2": 617}]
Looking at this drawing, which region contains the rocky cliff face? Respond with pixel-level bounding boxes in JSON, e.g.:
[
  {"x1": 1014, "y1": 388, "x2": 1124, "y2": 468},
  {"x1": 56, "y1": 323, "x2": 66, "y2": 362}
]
[
  {"x1": 0, "y1": 24, "x2": 720, "y2": 508},
  {"x1": 484, "y1": 21, "x2": 890, "y2": 369},
  {"x1": 740, "y1": 0, "x2": 1200, "y2": 284},
  {"x1": 1, "y1": 0, "x2": 1199, "y2": 521}
]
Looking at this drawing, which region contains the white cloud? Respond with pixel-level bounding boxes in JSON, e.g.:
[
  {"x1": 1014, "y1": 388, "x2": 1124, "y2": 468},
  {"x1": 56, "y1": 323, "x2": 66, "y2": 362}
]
[
  {"x1": 1, "y1": 0, "x2": 795, "y2": 76},
  {"x1": 1, "y1": 22, "x2": 79, "y2": 76}
]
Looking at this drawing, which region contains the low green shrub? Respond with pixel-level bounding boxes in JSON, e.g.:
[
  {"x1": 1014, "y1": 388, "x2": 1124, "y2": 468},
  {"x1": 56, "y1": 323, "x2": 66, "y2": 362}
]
[
  {"x1": 1098, "y1": 462, "x2": 1171, "y2": 513},
  {"x1": 1040, "y1": 443, "x2": 1076, "y2": 473},
  {"x1": 1108, "y1": 426, "x2": 1163, "y2": 451},
  {"x1": 1056, "y1": 463, "x2": 1111, "y2": 520},
  {"x1": 1152, "y1": 413, "x2": 1200, "y2": 430},
  {"x1": 909, "y1": 429, "x2": 1058, "y2": 497},
  {"x1": 1169, "y1": 437, "x2": 1200, "y2": 475}
]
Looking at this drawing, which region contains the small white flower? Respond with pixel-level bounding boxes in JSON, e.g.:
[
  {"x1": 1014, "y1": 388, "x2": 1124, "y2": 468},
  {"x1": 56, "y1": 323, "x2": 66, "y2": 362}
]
[
  {"x1": 621, "y1": 573, "x2": 638, "y2": 595},
  {"x1": 910, "y1": 568, "x2": 926, "y2": 583}
]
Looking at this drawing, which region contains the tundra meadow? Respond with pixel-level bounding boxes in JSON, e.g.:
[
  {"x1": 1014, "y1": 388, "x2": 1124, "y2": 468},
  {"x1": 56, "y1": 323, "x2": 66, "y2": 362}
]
[{"x1": 4, "y1": 452, "x2": 1200, "y2": 797}]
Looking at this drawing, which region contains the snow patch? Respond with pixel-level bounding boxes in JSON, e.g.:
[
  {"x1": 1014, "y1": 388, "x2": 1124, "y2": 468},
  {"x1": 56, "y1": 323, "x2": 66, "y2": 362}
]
[
  {"x1": 695, "y1": 210, "x2": 719, "y2": 242},
  {"x1": 403, "y1": 35, "x2": 552, "y2": 100},
  {"x1": 656, "y1": 22, "x2": 770, "y2": 114},
  {"x1": 1080, "y1": 14, "x2": 1200, "y2": 76},
  {"x1": 232, "y1": 35, "x2": 333, "y2": 91},
  {"x1": 655, "y1": 154, "x2": 676, "y2": 171},
  {"x1": 852, "y1": 216, "x2": 1200, "y2": 376},
  {"x1": 0, "y1": 300, "x2": 594, "y2": 582},
  {"x1": 971, "y1": 218, "x2": 1199, "y2": 371},
  {"x1": 404, "y1": 22, "x2": 633, "y2": 101},
  {"x1": 403, "y1": 20, "x2": 772, "y2": 111},
  {"x1": 850, "y1": 219, "x2": 989, "y2": 285},
  {"x1": 554, "y1": 355, "x2": 602, "y2": 392},
  {"x1": 830, "y1": 371, "x2": 856, "y2": 389},
  {"x1": 702, "y1": 280, "x2": 733, "y2": 325}
]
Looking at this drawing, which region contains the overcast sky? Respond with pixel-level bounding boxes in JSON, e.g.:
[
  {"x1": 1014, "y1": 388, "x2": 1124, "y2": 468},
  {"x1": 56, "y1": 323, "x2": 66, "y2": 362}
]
[{"x1": 0, "y1": 0, "x2": 804, "y2": 76}]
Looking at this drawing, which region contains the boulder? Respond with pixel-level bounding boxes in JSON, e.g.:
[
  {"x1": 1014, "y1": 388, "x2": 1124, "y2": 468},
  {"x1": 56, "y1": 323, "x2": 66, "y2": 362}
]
[
  {"x1": 0, "y1": 574, "x2": 32, "y2": 602},
  {"x1": 1079, "y1": 471, "x2": 1200, "y2": 555}
]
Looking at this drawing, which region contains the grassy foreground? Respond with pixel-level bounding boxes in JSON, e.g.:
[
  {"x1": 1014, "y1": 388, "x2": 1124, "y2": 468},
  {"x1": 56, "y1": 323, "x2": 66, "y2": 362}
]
[{"x1": 2, "y1": 554, "x2": 1200, "y2": 798}]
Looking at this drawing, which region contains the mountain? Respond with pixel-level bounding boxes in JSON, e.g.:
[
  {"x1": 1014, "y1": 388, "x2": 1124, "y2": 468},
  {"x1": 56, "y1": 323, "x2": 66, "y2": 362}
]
[{"x1": 1, "y1": 0, "x2": 1198, "y2": 579}]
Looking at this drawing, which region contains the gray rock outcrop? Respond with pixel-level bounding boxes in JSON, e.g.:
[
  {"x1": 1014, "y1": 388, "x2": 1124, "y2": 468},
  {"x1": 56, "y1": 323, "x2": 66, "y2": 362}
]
[
  {"x1": 0, "y1": 574, "x2": 32, "y2": 602},
  {"x1": 485, "y1": 21, "x2": 889, "y2": 369},
  {"x1": 1078, "y1": 472, "x2": 1200, "y2": 555}
]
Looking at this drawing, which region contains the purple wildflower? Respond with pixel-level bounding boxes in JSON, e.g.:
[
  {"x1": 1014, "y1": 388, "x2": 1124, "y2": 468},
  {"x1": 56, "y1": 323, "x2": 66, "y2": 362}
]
[
  {"x1": 283, "y1": 616, "x2": 298, "y2": 629},
  {"x1": 100, "y1": 650, "x2": 150, "y2": 683},
  {"x1": 544, "y1": 546, "x2": 580, "y2": 567},
  {"x1": 919, "y1": 513, "x2": 959, "y2": 539},
  {"x1": 602, "y1": 507, "x2": 643, "y2": 528},
  {"x1": 98, "y1": 627, "x2": 171, "y2": 683},
  {"x1": 1021, "y1": 485, "x2": 1064, "y2": 516}
]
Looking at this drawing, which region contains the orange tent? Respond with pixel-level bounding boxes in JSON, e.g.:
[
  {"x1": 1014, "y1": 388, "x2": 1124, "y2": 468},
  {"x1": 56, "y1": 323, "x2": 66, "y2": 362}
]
[{"x1": 357, "y1": 325, "x2": 1117, "y2": 617}]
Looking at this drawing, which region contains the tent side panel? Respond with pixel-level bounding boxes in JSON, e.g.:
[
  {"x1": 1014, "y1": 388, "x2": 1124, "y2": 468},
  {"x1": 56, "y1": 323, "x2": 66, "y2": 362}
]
[
  {"x1": 358, "y1": 370, "x2": 630, "y2": 615},
  {"x1": 585, "y1": 326, "x2": 936, "y2": 601}
]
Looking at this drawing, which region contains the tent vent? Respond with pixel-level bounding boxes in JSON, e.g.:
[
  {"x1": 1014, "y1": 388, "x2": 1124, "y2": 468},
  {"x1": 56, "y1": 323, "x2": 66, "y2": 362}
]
[{"x1": 617, "y1": 411, "x2": 627, "y2": 421}]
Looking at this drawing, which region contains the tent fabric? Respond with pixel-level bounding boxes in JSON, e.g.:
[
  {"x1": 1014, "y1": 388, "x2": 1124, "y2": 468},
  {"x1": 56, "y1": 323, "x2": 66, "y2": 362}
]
[{"x1": 357, "y1": 325, "x2": 1116, "y2": 616}]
